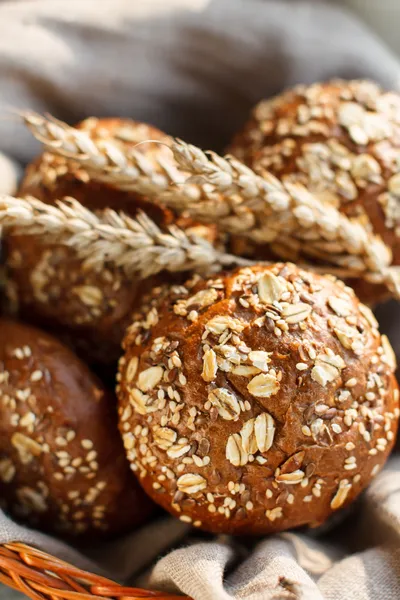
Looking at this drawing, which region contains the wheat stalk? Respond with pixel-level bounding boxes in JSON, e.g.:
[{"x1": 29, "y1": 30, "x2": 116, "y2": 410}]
[
  {"x1": 0, "y1": 195, "x2": 252, "y2": 278},
  {"x1": 2, "y1": 195, "x2": 400, "y2": 298},
  {"x1": 22, "y1": 112, "x2": 400, "y2": 297},
  {"x1": 22, "y1": 111, "x2": 206, "y2": 203}
]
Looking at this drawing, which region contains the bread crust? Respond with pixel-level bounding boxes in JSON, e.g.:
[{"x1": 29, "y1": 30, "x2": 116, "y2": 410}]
[
  {"x1": 228, "y1": 80, "x2": 400, "y2": 304},
  {"x1": 6, "y1": 117, "x2": 215, "y2": 364},
  {"x1": 0, "y1": 318, "x2": 154, "y2": 538},
  {"x1": 117, "y1": 263, "x2": 399, "y2": 535}
]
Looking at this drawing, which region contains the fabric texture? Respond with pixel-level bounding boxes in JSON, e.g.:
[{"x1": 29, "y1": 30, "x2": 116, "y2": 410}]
[{"x1": 0, "y1": 1, "x2": 400, "y2": 598}]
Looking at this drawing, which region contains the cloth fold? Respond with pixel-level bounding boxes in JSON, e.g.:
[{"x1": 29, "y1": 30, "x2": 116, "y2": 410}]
[{"x1": 0, "y1": 1, "x2": 400, "y2": 599}]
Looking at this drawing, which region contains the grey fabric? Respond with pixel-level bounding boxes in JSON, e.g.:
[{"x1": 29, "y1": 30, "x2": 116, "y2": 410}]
[{"x1": 0, "y1": 1, "x2": 400, "y2": 598}]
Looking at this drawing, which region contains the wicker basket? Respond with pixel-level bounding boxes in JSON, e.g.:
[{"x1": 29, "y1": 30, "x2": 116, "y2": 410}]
[{"x1": 0, "y1": 543, "x2": 190, "y2": 600}]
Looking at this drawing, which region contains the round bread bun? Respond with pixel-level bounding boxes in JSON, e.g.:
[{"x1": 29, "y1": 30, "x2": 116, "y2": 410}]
[
  {"x1": 0, "y1": 318, "x2": 154, "y2": 538},
  {"x1": 117, "y1": 263, "x2": 399, "y2": 535},
  {"x1": 5, "y1": 117, "x2": 217, "y2": 366},
  {"x1": 228, "y1": 79, "x2": 400, "y2": 304}
]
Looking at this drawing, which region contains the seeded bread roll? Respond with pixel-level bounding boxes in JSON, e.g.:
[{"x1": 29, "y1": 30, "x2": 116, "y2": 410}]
[
  {"x1": 6, "y1": 117, "x2": 216, "y2": 365},
  {"x1": 228, "y1": 80, "x2": 400, "y2": 304},
  {"x1": 0, "y1": 318, "x2": 154, "y2": 537},
  {"x1": 117, "y1": 263, "x2": 399, "y2": 535}
]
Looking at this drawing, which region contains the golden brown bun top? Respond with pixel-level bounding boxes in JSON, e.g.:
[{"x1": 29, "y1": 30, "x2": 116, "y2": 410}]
[
  {"x1": 0, "y1": 318, "x2": 153, "y2": 537},
  {"x1": 117, "y1": 263, "x2": 399, "y2": 535},
  {"x1": 228, "y1": 79, "x2": 400, "y2": 264}
]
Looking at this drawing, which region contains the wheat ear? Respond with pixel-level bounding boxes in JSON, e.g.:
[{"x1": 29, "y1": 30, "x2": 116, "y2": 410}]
[
  {"x1": 22, "y1": 112, "x2": 400, "y2": 297},
  {"x1": 22, "y1": 111, "x2": 205, "y2": 203},
  {"x1": 0, "y1": 195, "x2": 251, "y2": 278}
]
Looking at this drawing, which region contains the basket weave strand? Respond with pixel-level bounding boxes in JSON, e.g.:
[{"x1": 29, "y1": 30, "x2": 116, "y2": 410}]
[{"x1": 0, "y1": 543, "x2": 190, "y2": 600}]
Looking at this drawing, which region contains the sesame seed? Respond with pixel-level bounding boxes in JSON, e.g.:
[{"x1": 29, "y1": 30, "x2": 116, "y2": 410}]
[
  {"x1": 81, "y1": 439, "x2": 93, "y2": 449},
  {"x1": 30, "y1": 370, "x2": 43, "y2": 382},
  {"x1": 296, "y1": 363, "x2": 308, "y2": 371},
  {"x1": 345, "y1": 378, "x2": 358, "y2": 388},
  {"x1": 55, "y1": 437, "x2": 67, "y2": 447},
  {"x1": 371, "y1": 464, "x2": 380, "y2": 476}
]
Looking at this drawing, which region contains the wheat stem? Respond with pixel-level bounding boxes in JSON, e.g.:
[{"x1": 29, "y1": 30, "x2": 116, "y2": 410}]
[
  {"x1": 21, "y1": 112, "x2": 400, "y2": 297},
  {"x1": 0, "y1": 195, "x2": 251, "y2": 278}
]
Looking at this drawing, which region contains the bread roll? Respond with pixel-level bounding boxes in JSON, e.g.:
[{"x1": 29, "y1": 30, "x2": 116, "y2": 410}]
[
  {"x1": 117, "y1": 263, "x2": 399, "y2": 535},
  {"x1": 5, "y1": 117, "x2": 216, "y2": 365},
  {"x1": 228, "y1": 80, "x2": 400, "y2": 304},
  {"x1": 0, "y1": 318, "x2": 154, "y2": 537}
]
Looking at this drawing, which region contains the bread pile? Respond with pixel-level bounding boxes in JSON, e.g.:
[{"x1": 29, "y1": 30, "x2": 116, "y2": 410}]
[
  {"x1": 0, "y1": 79, "x2": 399, "y2": 539},
  {"x1": 228, "y1": 80, "x2": 400, "y2": 304}
]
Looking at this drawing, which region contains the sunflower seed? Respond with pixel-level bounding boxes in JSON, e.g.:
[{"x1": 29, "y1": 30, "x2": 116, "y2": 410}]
[
  {"x1": 381, "y1": 335, "x2": 397, "y2": 371},
  {"x1": 129, "y1": 389, "x2": 148, "y2": 415},
  {"x1": 276, "y1": 470, "x2": 305, "y2": 484},
  {"x1": 265, "y1": 507, "x2": 283, "y2": 521},
  {"x1": 198, "y1": 438, "x2": 210, "y2": 457},
  {"x1": 247, "y1": 373, "x2": 280, "y2": 398},
  {"x1": 248, "y1": 351, "x2": 271, "y2": 372},
  {"x1": 311, "y1": 352, "x2": 345, "y2": 387},
  {"x1": 208, "y1": 388, "x2": 241, "y2": 420},
  {"x1": 282, "y1": 303, "x2": 312, "y2": 324},
  {"x1": 351, "y1": 154, "x2": 381, "y2": 180},
  {"x1": 358, "y1": 303, "x2": 378, "y2": 329},
  {"x1": 226, "y1": 433, "x2": 248, "y2": 466},
  {"x1": 240, "y1": 418, "x2": 258, "y2": 454},
  {"x1": 177, "y1": 473, "x2": 207, "y2": 495},
  {"x1": 334, "y1": 324, "x2": 358, "y2": 349},
  {"x1": 167, "y1": 440, "x2": 191, "y2": 459},
  {"x1": 254, "y1": 412, "x2": 275, "y2": 452},
  {"x1": 0, "y1": 458, "x2": 16, "y2": 483},
  {"x1": 137, "y1": 366, "x2": 164, "y2": 392},
  {"x1": 126, "y1": 357, "x2": 139, "y2": 382},
  {"x1": 11, "y1": 433, "x2": 42, "y2": 464},
  {"x1": 72, "y1": 285, "x2": 103, "y2": 306},
  {"x1": 328, "y1": 297, "x2": 352, "y2": 317},
  {"x1": 17, "y1": 487, "x2": 47, "y2": 513},
  {"x1": 188, "y1": 288, "x2": 218, "y2": 309},
  {"x1": 232, "y1": 365, "x2": 260, "y2": 377},
  {"x1": 258, "y1": 272, "x2": 286, "y2": 304},
  {"x1": 202, "y1": 349, "x2": 218, "y2": 382},
  {"x1": 280, "y1": 451, "x2": 305, "y2": 473},
  {"x1": 388, "y1": 173, "x2": 400, "y2": 197},
  {"x1": 330, "y1": 480, "x2": 352, "y2": 509},
  {"x1": 205, "y1": 316, "x2": 245, "y2": 335},
  {"x1": 153, "y1": 427, "x2": 177, "y2": 449}
]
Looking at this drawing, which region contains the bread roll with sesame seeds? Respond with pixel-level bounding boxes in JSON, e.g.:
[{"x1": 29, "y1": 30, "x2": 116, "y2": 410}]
[
  {"x1": 0, "y1": 318, "x2": 154, "y2": 538},
  {"x1": 228, "y1": 79, "x2": 400, "y2": 305},
  {"x1": 117, "y1": 263, "x2": 399, "y2": 535},
  {"x1": 5, "y1": 117, "x2": 217, "y2": 366}
]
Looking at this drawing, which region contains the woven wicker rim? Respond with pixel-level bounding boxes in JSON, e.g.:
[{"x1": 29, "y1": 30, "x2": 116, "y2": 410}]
[{"x1": 0, "y1": 542, "x2": 190, "y2": 600}]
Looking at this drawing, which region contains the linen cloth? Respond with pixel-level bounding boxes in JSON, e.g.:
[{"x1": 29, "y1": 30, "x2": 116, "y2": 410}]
[{"x1": 1, "y1": 1, "x2": 400, "y2": 598}]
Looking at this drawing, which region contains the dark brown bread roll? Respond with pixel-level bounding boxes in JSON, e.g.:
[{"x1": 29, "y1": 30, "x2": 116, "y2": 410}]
[
  {"x1": 5, "y1": 117, "x2": 217, "y2": 365},
  {"x1": 117, "y1": 263, "x2": 399, "y2": 535},
  {"x1": 228, "y1": 80, "x2": 400, "y2": 304},
  {"x1": 0, "y1": 318, "x2": 154, "y2": 538}
]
